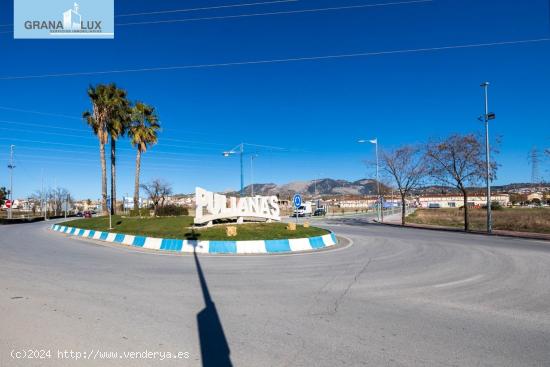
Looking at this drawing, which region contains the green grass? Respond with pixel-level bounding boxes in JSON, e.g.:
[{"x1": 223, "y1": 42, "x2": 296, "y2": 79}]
[
  {"x1": 60, "y1": 215, "x2": 329, "y2": 241},
  {"x1": 407, "y1": 208, "x2": 550, "y2": 234}
]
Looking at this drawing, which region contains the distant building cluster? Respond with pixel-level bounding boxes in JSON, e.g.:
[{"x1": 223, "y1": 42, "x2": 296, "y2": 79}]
[
  {"x1": 2, "y1": 184, "x2": 549, "y2": 215},
  {"x1": 416, "y1": 194, "x2": 510, "y2": 208}
]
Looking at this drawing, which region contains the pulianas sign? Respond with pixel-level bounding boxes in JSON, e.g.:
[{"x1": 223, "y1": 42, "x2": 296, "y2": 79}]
[{"x1": 194, "y1": 187, "x2": 280, "y2": 225}]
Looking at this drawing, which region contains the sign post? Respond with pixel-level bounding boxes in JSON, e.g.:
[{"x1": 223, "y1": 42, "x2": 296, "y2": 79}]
[
  {"x1": 292, "y1": 194, "x2": 302, "y2": 225},
  {"x1": 107, "y1": 196, "x2": 112, "y2": 230}
]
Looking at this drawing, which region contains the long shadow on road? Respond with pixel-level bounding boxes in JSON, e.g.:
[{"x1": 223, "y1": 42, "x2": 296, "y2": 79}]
[{"x1": 193, "y1": 248, "x2": 233, "y2": 367}]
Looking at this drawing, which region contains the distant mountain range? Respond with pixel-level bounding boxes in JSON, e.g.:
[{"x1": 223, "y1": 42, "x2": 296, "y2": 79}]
[
  {"x1": 221, "y1": 179, "x2": 550, "y2": 198},
  {"x1": 231, "y1": 178, "x2": 391, "y2": 198}
]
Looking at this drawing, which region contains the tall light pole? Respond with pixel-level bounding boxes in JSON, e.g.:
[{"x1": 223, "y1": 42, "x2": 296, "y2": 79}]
[
  {"x1": 41, "y1": 168, "x2": 46, "y2": 220},
  {"x1": 313, "y1": 174, "x2": 320, "y2": 198},
  {"x1": 7, "y1": 145, "x2": 15, "y2": 219},
  {"x1": 358, "y1": 138, "x2": 381, "y2": 222},
  {"x1": 480, "y1": 82, "x2": 495, "y2": 233},
  {"x1": 250, "y1": 154, "x2": 258, "y2": 196},
  {"x1": 64, "y1": 194, "x2": 69, "y2": 219},
  {"x1": 223, "y1": 143, "x2": 245, "y2": 196}
]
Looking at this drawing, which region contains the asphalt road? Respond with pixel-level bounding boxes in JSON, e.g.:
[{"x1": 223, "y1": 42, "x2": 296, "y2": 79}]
[{"x1": 1, "y1": 218, "x2": 549, "y2": 367}]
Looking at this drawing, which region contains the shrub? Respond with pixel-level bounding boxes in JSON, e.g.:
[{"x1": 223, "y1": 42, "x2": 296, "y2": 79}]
[
  {"x1": 155, "y1": 204, "x2": 189, "y2": 217},
  {"x1": 481, "y1": 201, "x2": 503, "y2": 210},
  {"x1": 129, "y1": 208, "x2": 151, "y2": 217}
]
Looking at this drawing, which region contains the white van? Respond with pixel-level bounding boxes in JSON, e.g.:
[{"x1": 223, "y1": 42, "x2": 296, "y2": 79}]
[{"x1": 293, "y1": 202, "x2": 313, "y2": 217}]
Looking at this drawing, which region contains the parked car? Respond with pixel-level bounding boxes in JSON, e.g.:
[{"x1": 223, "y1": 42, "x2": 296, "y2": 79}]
[
  {"x1": 83, "y1": 211, "x2": 92, "y2": 218},
  {"x1": 314, "y1": 207, "x2": 326, "y2": 216}
]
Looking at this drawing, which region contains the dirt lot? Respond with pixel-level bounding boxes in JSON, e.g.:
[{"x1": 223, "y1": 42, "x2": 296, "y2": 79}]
[{"x1": 407, "y1": 208, "x2": 550, "y2": 234}]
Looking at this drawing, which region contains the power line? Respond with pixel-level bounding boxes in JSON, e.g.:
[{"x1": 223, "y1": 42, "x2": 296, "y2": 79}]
[
  {"x1": 0, "y1": 119, "x2": 240, "y2": 148},
  {"x1": 0, "y1": 101, "x2": 265, "y2": 140},
  {"x1": 14, "y1": 153, "x2": 214, "y2": 166},
  {"x1": 117, "y1": 0, "x2": 299, "y2": 17},
  {"x1": 1, "y1": 38, "x2": 548, "y2": 80},
  {"x1": 0, "y1": 143, "x2": 217, "y2": 161},
  {"x1": 0, "y1": 106, "x2": 83, "y2": 120},
  {"x1": 16, "y1": 154, "x2": 228, "y2": 171},
  {"x1": 0, "y1": 135, "x2": 224, "y2": 154},
  {"x1": 0, "y1": 0, "x2": 426, "y2": 31},
  {"x1": 0, "y1": 119, "x2": 88, "y2": 132},
  {"x1": 116, "y1": 0, "x2": 432, "y2": 26},
  {"x1": 0, "y1": 126, "x2": 95, "y2": 140},
  {"x1": 0, "y1": 125, "x2": 225, "y2": 151},
  {"x1": 0, "y1": 137, "x2": 244, "y2": 157},
  {"x1": 0, "y1": 0, "x2": 299, "y2": 27}
]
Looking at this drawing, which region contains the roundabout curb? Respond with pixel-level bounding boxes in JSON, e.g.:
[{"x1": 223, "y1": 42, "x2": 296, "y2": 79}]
[{"x1": 50, "y1": 224, "x2": 338, "y2": 254}]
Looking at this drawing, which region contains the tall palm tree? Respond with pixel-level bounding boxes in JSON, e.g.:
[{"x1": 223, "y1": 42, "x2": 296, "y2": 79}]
[
  {"x1": 83, "y1": 83, "x2": 128, "y2": 215},
  {"x1": 128, "y1": 102, "x2": 160, "y2": 210},
  {"x1": 107, "y1": 88, "x2": 131, "y2": 215}
]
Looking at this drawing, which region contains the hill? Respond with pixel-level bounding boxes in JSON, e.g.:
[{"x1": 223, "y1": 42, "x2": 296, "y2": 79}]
[{"x1": 234, "y1": 178, "x2": 391, "y2": 198}]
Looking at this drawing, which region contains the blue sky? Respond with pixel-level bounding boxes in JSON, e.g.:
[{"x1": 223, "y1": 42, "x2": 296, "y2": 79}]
[{"x1": 0, "y1": 0, "x2": 549, "y2": 199}]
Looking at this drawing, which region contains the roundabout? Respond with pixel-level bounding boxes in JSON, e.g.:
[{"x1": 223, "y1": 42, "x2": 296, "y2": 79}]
[
  {"x1": 51, "y1": 216, "x2": 338, "y2": 254},
  {"x1": 2, "y1": 216, "x2": 550, "y2": 366}
]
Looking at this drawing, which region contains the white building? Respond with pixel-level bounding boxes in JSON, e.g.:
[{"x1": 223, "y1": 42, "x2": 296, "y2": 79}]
[{"x1": 417, "y1": 194, "x2": 509, "y2": 208}]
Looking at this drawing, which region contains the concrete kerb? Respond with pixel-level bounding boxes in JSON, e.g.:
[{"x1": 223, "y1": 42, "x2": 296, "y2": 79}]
[{"x1": 50, "y1": 224, "x2": 339, "y2": 254}]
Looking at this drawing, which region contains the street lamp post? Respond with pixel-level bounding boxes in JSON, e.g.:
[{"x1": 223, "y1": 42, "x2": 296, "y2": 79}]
[
  {"x1": 358, "y1": 138, "x2": 382, "y2": 222},
  {"x1": 223, "y1": 143, "x2": 245, "y2": 196},
  {"x1": 250, "y1": 154, "x2": 258, "y2": 196},
  {"x1": 7, "y1": 145, "x2": 15, "y2": 219},
  {"x1": 480, "y1": 82, "x2": 495, "y2": 234}
]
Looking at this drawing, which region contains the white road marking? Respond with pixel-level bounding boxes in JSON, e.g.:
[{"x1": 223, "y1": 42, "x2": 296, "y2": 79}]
[{"x1": 433, "y1": 274, "x2": 484, "y2": 288}]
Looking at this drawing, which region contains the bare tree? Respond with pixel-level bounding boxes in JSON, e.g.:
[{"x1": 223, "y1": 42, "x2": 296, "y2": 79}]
[
  {"x1": 140, "y1": 179, "x2": 172, "y2": 215},
  {"x1": 50, "y1": 187, "x2": 69, "y2": 215},
  {"x1": 380, "y1": 145, "x2": 427, "y2": 225},
  {"x1": 425, "y1": 134, "x2": 497, "y2": 231}
]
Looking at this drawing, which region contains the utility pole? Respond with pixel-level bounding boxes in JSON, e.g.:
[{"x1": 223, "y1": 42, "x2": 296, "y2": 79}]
[
  {"x1": 7, "y1": 145, "x2": 15, "y2": 219},
  {"x1": 358, "y1": 138, "x2": 382, "y2": 222},
  {"x1": 481, "y1": 82, "x2": 494, "y2": 234}
]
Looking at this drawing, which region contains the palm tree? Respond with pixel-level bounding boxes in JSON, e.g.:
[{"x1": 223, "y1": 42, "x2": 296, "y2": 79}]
[
  {"x1": 128, "y1": 102, "x2": 160, "y2": 211},
  {"x1": 107, "y1": 88, "x2": 131, "y2": 215},
  {"x1": 83, "y1": 83, "x2": 128, "y2": 215}
]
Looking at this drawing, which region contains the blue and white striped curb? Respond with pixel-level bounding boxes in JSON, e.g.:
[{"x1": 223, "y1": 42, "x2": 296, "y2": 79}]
[{"x1": 50, "y1": 224, "x2": 338, "y2": 254}]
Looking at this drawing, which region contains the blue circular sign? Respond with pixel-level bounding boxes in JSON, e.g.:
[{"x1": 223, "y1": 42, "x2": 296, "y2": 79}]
[{"x1": 293, "y1": 194, "x2": 302, "y2": 209}]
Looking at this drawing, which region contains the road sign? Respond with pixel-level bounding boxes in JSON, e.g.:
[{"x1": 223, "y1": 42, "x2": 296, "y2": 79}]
[
  {"x1": 293, "y1": 194, "x2": 302, "y2": 209},
  {"x1": 5, "y1": 200, "x2": 12, "y2": 208},
  {"x1": 106, "y1": 197, "x2": 111, "y2": 210}
]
